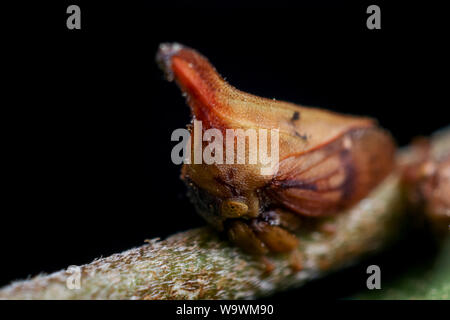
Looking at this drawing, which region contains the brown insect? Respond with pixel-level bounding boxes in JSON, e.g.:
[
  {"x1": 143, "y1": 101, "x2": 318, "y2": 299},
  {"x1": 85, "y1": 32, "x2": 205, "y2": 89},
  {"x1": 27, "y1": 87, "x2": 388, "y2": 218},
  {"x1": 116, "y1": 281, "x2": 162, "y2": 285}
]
[{"x1": 157, "y1": 43, "x2": 395, "y2": 261}]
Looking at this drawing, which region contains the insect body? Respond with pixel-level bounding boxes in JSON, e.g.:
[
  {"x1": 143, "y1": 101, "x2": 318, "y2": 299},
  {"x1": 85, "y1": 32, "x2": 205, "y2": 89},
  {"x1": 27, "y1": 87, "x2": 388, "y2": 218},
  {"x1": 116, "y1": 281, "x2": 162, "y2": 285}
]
[{"x1": 157, "y1": 43, "x2": 396, "y2": 258}]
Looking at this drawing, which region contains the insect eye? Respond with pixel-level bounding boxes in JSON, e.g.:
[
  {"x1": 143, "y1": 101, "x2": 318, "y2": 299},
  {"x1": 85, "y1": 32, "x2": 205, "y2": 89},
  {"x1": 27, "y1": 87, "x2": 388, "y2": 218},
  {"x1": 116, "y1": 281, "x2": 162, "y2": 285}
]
[{"x1": 221, "y1": 199, "x2": 248, "y2": 218}]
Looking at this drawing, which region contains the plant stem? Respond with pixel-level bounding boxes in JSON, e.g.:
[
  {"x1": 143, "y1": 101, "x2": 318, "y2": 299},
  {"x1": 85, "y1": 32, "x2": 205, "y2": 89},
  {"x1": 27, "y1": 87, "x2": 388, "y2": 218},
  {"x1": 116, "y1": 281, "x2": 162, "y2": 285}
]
[{"x1": 1, "y1": 128, "x2": 448, "y2": 300}]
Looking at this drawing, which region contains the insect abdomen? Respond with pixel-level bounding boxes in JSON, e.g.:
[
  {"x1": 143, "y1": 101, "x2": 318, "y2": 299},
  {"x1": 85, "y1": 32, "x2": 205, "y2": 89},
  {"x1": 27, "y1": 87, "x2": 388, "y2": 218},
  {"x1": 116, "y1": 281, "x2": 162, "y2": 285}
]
[{"x1": 267, "y1": 127, "x2": 395, "y2": 217}]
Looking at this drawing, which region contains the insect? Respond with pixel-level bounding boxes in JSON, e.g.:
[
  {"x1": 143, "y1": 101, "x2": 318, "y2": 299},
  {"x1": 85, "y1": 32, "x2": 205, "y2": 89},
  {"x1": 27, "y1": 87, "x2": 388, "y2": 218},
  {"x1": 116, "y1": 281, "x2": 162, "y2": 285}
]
[{"x1": 157, "y1": 43, "x2": 396, "y2": 265}]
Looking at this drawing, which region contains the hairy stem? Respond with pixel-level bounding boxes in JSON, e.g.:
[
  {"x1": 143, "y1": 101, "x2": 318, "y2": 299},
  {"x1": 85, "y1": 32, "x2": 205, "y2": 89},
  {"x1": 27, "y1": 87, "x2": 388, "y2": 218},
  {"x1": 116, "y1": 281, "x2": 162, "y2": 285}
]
[{"x1": 1, "y1": 129, "x2": 448, "y2": 300}]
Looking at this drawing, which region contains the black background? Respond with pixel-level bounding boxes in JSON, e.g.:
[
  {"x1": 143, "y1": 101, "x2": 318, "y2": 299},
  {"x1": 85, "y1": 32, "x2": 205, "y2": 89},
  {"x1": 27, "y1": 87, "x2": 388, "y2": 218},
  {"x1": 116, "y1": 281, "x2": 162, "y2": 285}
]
[{"x1": 2, "y1": 0, "x2": 448, "y2": 300}]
